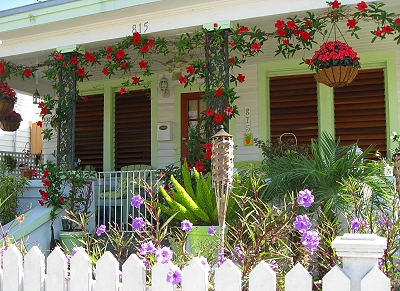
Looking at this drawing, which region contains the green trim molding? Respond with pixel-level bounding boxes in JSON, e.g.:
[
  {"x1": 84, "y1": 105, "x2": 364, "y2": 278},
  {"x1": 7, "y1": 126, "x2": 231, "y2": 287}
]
[{"x1": 258, "y1": 51, "x2": 398, "y2": 160}]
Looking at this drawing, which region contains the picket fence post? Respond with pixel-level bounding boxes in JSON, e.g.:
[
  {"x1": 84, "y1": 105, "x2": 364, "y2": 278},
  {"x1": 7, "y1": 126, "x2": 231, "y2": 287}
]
[
  {"x1": 215, "y1": 260, "x2": 241, "y2": 291},
  {"x1": 181, "y1": 257, "x2": 208, "y2": 291},
  {"x1": 285, "y1": 263, "x2": 312, "y2": 291},
  {"x1": 332, "y1": 233, "x2": 389, "y2": 291},
  {"x1": 46, "y1": 247, "x2": 68, "y2": 291},
  {"x1": 122, "y1": 254, "x2": 146, "y2": 291},
  {"x1": 3, "y1": 244, "x2": 23, "y2": 291},
  {"x1": 24, "y1": 246, "x2": 45, "y2": 291}
]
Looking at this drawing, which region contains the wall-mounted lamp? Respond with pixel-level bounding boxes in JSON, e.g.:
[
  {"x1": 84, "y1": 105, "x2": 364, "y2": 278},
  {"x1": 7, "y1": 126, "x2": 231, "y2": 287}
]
[
  {"x1": 33, "y1": 88, "x2": 41, "y2": 105},
  {"x1": 159, "y1": 75, "x2": 169, "y2": 98}
]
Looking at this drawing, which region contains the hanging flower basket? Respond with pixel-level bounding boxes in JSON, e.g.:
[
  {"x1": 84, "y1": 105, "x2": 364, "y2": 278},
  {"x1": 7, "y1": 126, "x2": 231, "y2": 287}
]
[
  {"x1": 0, "y1": 120, "x2": 21, "y2": 132},
  {"x1": 0, "y1": 100, "x2": 15, "y2": 115},
  {"x1": 314, "y1": 66, "x2": 358, "y2": 88},
  {"x1": 306, "y1": 40, "x2": 360, "y2": 88}
]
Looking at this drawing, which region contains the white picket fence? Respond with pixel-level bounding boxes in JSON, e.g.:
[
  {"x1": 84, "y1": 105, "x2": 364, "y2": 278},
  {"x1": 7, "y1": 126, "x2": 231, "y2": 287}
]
[{"x1": 0, "y1": 238, "x2": 391, "y2": 291}]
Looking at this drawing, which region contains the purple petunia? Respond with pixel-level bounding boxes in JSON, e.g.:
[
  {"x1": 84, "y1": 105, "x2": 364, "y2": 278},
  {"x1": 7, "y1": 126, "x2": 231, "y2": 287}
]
[
  {"x1": 71, "y1": 246, "x2": 85, "y2": 257},
  {"x1": 180, "y1": 220, "x2": 193, "y2": 232},
  {"x1": 350, "y1": 217, "x2": 361, "y2": 233},
  {"x1": 140, "y1": 241, "x2": 157, "y2": 256},
  {"x1": 301, "y1": 230, "x2": 321, "y2": 254},
  {"x1": 131, "y1": 194, "x2": 144, "y2": 208},
  {"x1": 166, "y1": 266, "x2": 183, "y2": 285},
  {"x1": 217, "y1": 253, "x2": 226, "y2": 265},
  {"x1": 96, "y1": 224, "x2": 106, "y2": 236},
  {"x1": 268, "y1": 259, "x2": 278, "y2": 270},
  {"x1": 156, "y1": 246, "x2": 173, "y2": 264},
  {"x1": 208, "y1": 226, "x2": 216, "y2": 236},
  {"x1": 132, "y1": 217, "x2": 146, "y2": 231},
  {"x1": 293, "y1": 215, "x2": 312, "y2": 233},
  {"x1": 234, "y1": 247, "x2": 245, "y2": 263},
  {"x1": 297, "y1": 189, "x2": 314, "y2": 208}
]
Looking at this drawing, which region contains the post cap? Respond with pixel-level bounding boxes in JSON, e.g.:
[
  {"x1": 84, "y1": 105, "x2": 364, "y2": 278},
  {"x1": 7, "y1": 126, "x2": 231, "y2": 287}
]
[{"x1": 332, "y1": 234, "x2": 387, "y2": 258}]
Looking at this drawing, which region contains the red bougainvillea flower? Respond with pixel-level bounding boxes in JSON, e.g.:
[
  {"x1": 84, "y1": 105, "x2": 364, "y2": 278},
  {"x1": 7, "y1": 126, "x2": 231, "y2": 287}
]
[
  {"x1": 140, "y1": 45, "x2": 149, "y2": 53},
  {"x1": 54, "y1": 54, "x2": 63, "y2": 60},
  {"x1": 214, "y1": 23, "x2": 218, "y2": 28},
  {"x1": 357, "y1": 1, "x2": 368, "y2": 12},
  {"x1": 179, "y1": 75, "x2": 187, "y2": 84},
  {"x1": 40, "y1": 107, "x2": 48, "y2": 115},
  {"x1": 286, "y1": 21, "x2": 296, "y2": 30},
  {"x1": 59, "y1": 197, "x2": 65, "y2": 204},
  {"x1": 347, "y1": 19, "x2": 357, "y2": 29},
  {"x1": 224, "y1": 107, "x2": 233, "y2": 116},
  {"x1": 229, "y1": 57, "x2": 235, "y2": 64},
  {"x1": 23, "y1": 68, "x2": 32, "y2": 77},
  {"x1": 38, "y1": 101, "x2": 44, "y2": 109},
  {"x1": 148, "y1": 39, "x2": 155, "y2": 48},
  {"x1": 115, "y1": 49, "x2": 125, "y2": 60},
  {"x1": 36, "y1": 121, "x2": 42, "y2": 127},
  {"x1": 77, "y1": 67, "x2": 85, "y2": 77},
  {"x1": 278, "y1": 29, "x2": 286, "y2": 37},
  {"x1": 251, "y1": 42, "x2": 261, "y2": 52},
  {"x1": 203, "y1": 143, "x2": 212, "y2": 151},
  {"x1": 132, "y1": 75, "x2": 140, "y2": 84},
  {"x1": 120, "y1": 62, "x2": 127, "y2": 69},
  {"x1": 275, "y1": 20, "x2": 285, "y2": 30},
  {"x1": 374, "y1": 29, "x2": 383, "y2": 37},
  {"x1": 204, "y1": 109, "x2": 214, "y2": 116},
  {"x1": 229, "y1": 40, "x2": 235, "y2": 47},
  {"x1": 38, "y1": 199, "x2": 44, "y2": 206},
  {"x1": 382, "y1": 25, "x2": 393, "y2": 34},
  {"x1": 31, "y1": 169, "x2": 37, "y2": 177},
  {"x1": 133, "y1": 32, "x2": 141, "y2": 44},
  {"x1": 395, "y1": 18, "x2": 400, "y2": 26},
  {"x1": 120, "y1": 87, "x2": 126, "y2": 94},
  {"x1": 62, "y1": 62, "x2": 67, "y2": 67},
  {"x1": 102, "y1": 67, "x2": 109, "y2": 75},
  {"x1": 237, "y1": 25, "x2": 249, "y2": 34},
  {"x1": 139, "y1": 60, "x2": 147, "y2": 69},
  {"x1": 204, "y1": 151, "x2": 212, "y2": 160},
  {"x1": 283, "y1": 39, "x2": 290, "y2": 45},
  {"x1": 305, "y1": 20, "x2": 312, "y2": 26},
  {"x1": 39, "y1": 189, "x2": 49, "y2": 200},
  {"x1": 107, "y1": 46, "x2": 113, "y2": 53},
  {"x1": 237, "y1": 74, "x2": 245, "y2": 83},
  {"x1": 194, "y1": 161, "x2": 204, "y2": 173},
  {"x1": 43, "y1": 169, "x2": 50, "y2": 177},
  {"x1": 213, "y1": 113, "x2": 223, "y2": 123},
  {"x1": 300, "y1": 31, "x2": 310, "y2": 41},
  {"x1": 331, "y1": 0, "x2": 341, "y2": 9},
  {"x1": 85, "y1": 52, "x2": 96, "y2": 63},
  {"x1": 215, "y1": 88, "x2": 223, "y2": 97},
  {"x1": 42, "y1": 179, "x2": 50, "y2": 187},
  {"x1": 82, "y1": 96, "x2": 89, "y2": 102},
  {"x1": 186, "y1": 66, "x2": 195, "y2": 74},
  {"x1": 70, "y1": 57, "x2": 78, "y2": 65},
  {"x1": 106, "y1": 54, "x2": 112, "y2": 61}
]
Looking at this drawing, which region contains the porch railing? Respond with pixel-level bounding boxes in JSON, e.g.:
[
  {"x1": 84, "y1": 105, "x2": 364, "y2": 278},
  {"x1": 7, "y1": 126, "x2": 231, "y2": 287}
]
[{"x1": 96, "y1": 170, "x2": 157, "y2": 231}]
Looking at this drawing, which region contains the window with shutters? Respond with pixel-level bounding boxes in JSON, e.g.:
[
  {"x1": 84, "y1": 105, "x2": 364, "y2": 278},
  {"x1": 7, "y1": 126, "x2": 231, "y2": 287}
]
[
  {"x1": 270, "y1": 74, "x2": 318, "y2": 146},
  {"x1": 334, "y1": 69, "x2": 386, "y2": 156},
  {"x1": 114, "y1": 90, "x2": 151, "y2": 170},
  {"x1": 75, "y1": 94, "x2": 104, "y2": 171}
]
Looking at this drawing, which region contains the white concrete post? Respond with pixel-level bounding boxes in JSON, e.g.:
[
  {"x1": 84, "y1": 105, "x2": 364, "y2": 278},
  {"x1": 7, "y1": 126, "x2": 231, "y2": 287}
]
[{"x1": 332, "y1": 233, "x2": 387, "y2": 291}]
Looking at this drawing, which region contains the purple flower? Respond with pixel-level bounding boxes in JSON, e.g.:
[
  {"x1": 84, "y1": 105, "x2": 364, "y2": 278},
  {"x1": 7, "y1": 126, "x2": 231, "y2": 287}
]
[
  {"x1": 199, "y1": 256, "x2": 210, "y2": 270},
  {"x1": 350, "y1": 217, "x2": 361, "y2": 233},
  {"x1": 378, "y1": 214, "x2": 393, "y2": 228},
  {"x1": 119, "y1": 271, "x2": 123, "y2": 281},
  {"x1": 268, "y1": 259, "x2": 278, "y2": 270},
  {"x1": 71, "y1": 246, "x2": 85, "y2": 257},
  {"x1": 289, "y1": 257, "x2": 294, "y2": 267},
  {"x1": 0, "y1": 247, "x2": 5, "y2": 256},
  {"x1": 293, "y1": 215, "x2": 312, "y2": 233},
  {"x1": 378, "y1": 258, "x2": 383, "y2": 269},
  {"x1": 217, "y1": 253, "x2": 226, "y2": 265},
  {"x1": 156, "y1": 246, "x2": 173, "y2": 264},
  {"x1": 234, "y1": 247, "x2": 245, "y2": 263},
  {"x1": 132, "y1": 217, "x2": 146, "y2": 230},
  {"x1": 297, "y1": 189, "x2": 314, "y2": 208},
  {"x1": 166, "y1": 266, "x2": 182, "y2": 285},
  {"x1": 140, "y1": 241, "x2": 157, "y2": 256},
  {"x1": 96, "y1": 224, "x2": 106, "y2": 236},
  {"x1": 273, "y1": 205, "x2": 281, "y2": 214},
  {"x1": 208, "y1": 226, "x2": 216, "y2": 236},
  {"x1": 180, "y1": 220, "x2": 193, "y2": 232},
  {"x1": 131, "y1": 194, "x2": 144, "y2": 208},
  {"x1": 301, "y1": 231, "x2": 321, "y2": 254}
]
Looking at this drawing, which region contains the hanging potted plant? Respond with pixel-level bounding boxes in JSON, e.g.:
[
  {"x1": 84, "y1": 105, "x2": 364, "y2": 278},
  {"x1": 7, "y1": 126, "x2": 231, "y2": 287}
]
[
  {"x1": 0, "y1": 82, "x2": 17, "y2": 115},
  {"x1": 306, "y1": 40, "x2": 360, "y2": 87},
  {"x1": 0, "y1": 110, "x2": 22, "y2": 132}
]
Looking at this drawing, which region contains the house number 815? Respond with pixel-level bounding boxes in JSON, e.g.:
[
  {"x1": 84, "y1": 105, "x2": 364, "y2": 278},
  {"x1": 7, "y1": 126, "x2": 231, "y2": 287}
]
[{"x1": 132, "y1": 22, "x2": 149, "y2": 34}]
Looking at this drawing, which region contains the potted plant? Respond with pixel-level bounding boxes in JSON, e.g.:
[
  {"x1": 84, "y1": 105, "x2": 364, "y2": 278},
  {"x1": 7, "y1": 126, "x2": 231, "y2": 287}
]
[
  {"x1": 0, "y1": 110, "x2": 22, "y2": 132},
  {"x1": 0, "y1": 82, "x2": 17, "y2": 116},
  {"x1": 38, "y1": 160, "x2": 93, "y2": 251}
]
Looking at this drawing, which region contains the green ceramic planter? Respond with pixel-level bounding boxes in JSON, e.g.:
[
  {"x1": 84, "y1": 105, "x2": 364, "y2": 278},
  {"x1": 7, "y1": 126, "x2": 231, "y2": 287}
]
[
  {"x1": 58, "y1": 230, "x2": 85, "y2": 253},
  {"x1": 187, "y1": 225, "x2": 220, "y2": 256}
]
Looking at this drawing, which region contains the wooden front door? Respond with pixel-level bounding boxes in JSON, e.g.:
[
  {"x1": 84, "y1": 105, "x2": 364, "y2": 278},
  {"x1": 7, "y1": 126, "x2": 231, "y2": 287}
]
[{"x1": 180, "y1": 92, "x2": 204, "y2": 164}]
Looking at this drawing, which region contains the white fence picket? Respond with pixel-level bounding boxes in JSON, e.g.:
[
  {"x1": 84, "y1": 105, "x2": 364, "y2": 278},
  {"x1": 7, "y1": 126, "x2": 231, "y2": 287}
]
[
  {"x1": 285, "y1": 263, "x2": 312, "y2": 291},
  {"x1": 182, "y1": 257, "x2": 208, "y2": 291},
  {"x1": 322, "y1": 265, "x2": 351, "y2": 291},
  {"x1": 46, "y1": 247, "x2": 68, "y2": 291},
  {"x1": 3, "y1": 244, "x2": 23, "y2": 291},
  {"x1": 361, "y1": 266, "x2": 390, "y2": 291},
  {"x1": 215, "y1": 260, "x2": 241, "y2": 291},
  {"x1": 122, "y1": 254, "x2": 146, "y2": 291},
  {"x1": 249, "y1": 261, "x2": 276, "y2": 291},
  {"x1": 152, "y1": 261, "x2": 176, "y2": 291},
  {"x1": 70, "y1": 249, "x2": 92, "y2": 291},
  {"x1": 95, "y1": 251, "x2": 120, "y2": 291},
  {"x1": 24, "y1": 246, "x2": 45, "y2": 291}
]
